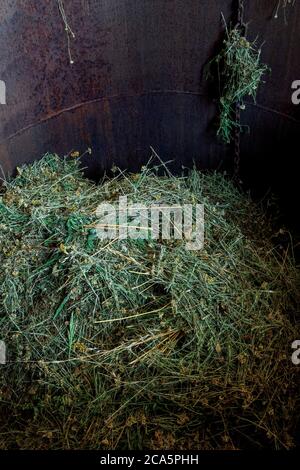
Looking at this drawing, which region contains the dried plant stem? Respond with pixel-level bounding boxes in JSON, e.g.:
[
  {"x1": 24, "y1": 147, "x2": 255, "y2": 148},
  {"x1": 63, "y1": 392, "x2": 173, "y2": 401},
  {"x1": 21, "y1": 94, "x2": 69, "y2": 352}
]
[{"x1": 57, "y1": 0, "x2": 75, "y2": 64}]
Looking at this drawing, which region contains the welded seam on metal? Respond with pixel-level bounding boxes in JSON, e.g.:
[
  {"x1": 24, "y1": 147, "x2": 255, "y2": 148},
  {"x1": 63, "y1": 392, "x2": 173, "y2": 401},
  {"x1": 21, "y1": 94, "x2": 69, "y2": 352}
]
[
  {"x1": 1, "y1": 90, "x2": 299, "y2": 145},
  {"x1": 0, "y1": 90, "x2": 205, "y2": 143},
  {"x1": 243, "y1": 101, "x2": 300, "y2": 123}
]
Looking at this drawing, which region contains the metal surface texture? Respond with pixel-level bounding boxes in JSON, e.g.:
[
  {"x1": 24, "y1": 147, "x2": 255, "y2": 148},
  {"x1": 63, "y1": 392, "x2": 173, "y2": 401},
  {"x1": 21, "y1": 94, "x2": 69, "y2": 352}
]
[{"x1": 0, "y1": 0, "x2": 299, "y2": 197}]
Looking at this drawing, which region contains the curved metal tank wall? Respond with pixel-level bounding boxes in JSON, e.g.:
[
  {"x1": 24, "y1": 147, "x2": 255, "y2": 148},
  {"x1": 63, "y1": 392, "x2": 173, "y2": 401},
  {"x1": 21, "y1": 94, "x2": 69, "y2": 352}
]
[{"x1": 0, "y1": 0, "x2": 299, "y2": 198}]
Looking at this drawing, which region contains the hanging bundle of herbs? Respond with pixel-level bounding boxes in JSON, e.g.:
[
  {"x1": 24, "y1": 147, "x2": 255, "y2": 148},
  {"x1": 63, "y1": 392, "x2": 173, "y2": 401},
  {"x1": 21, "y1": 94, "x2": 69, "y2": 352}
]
[{"x1": 207, "y1": 18, "x2": 269, "y2": 144}]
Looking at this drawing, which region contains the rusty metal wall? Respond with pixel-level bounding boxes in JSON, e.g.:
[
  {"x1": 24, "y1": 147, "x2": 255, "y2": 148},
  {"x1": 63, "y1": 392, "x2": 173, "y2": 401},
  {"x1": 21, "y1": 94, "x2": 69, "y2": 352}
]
[
  {"x1": 0, "y1": 0, "x2": 299, "y2": 206},
  {"x1": 242, "y1": 1, "x2": 300, "y2": 228}
]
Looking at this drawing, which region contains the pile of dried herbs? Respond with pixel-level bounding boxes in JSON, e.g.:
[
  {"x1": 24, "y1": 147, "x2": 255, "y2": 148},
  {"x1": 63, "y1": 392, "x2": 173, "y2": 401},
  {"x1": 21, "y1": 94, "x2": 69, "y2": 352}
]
[{"x1": 0, "y1": 153, "x2": 299, "y2": 449}]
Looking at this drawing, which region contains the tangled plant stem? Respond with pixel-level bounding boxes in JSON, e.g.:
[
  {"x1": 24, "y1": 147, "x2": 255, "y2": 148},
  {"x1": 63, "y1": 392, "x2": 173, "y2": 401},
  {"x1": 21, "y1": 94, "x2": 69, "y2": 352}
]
[
  {"x1": 57, "y1": 0, "x2": 75, "y2": 65},
  {"x1": 274, "y1": 0, "x2": 296, "y2": 20}
]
